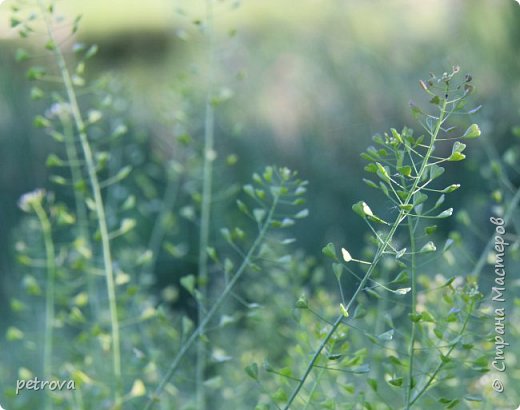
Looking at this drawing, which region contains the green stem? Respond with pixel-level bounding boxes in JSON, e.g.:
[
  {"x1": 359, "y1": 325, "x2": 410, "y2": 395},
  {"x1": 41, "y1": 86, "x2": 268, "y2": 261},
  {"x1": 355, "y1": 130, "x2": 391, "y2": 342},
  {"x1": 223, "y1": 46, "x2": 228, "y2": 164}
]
[
  {"x1": 404, "y1": 216, "x2": 417, "y2": 409},
  {"x1": 60, "y1": 115, "x2": 98, "y2": 316},
  {"x1": 39, "y1": 2, "x2": 121, "y2": 402},
  {"x1": 196, "y1": 0, "x2": 216, "y2": 408},
  {"x1": 32, "y1": 201, "x2": 56, "y2": 410},
  {"x1": 408, "y1": 300, "x2": 475, "y2": 406},
  {"x1": 284, "y1": 98, "x2": 448, "y2": 409},
  {"x1": 144, "y1": 192, "x2": 281, "y2": 410}
]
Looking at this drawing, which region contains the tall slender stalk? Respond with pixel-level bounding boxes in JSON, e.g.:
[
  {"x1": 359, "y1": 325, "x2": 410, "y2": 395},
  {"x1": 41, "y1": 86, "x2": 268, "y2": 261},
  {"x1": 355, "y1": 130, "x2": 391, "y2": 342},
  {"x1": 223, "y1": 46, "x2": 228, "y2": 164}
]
[
  {"x1": 404, "y1": 216, "x2": 417, "y2": 409},
  {"x1": 196, "y1": 0, "x2": 216, "y2": 407},
  {"x1": 38, "y1": 1, "x2": 121, "y2": 402},
  {"x1": 283, "y1": 97, "x2": 448, "y2": 409},
  {"x1": 408, "y1": 299, "x2": 475, "y2": 406},
  {"x1": 32, "y1": 199, "x2": 56, "y2": 410},
  {"x1": 59, "y1": 115, "x2": 98, "y2": 317},
  {"x1": 144, "y1": 188, "x2": 282, "y2": 410}
]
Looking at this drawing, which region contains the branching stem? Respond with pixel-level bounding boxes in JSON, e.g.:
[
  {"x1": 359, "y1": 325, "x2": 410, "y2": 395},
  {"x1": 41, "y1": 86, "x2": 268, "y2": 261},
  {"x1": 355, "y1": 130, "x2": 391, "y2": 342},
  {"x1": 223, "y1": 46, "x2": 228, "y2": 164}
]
[{"x1": 38, "y1": 1, "x2": 121, "y2": 402}]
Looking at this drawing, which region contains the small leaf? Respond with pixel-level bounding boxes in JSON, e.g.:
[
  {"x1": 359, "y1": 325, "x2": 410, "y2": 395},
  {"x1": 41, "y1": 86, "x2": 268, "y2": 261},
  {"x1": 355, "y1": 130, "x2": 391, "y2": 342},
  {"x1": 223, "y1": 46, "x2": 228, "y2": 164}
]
[
  {"x1": 206, "y1": 247, "x2": 218, "y2": 262},
  {"x1": 429, "y1": 164, "x2": 445, "y2": 180},
  {"x1": 388, "y1": 377, "x2": 403, "y2": 387},
  {"x1": 294, "y1": 209, "x2": 309, "y2": 219},
  {"x1": 280, "y1": 218, "x2": 295, "y2": 228},
  {"x1": 322, "y1": 243, "x2": 338, "y2": 261},
  {"x1": 243, "y1": 184, "x2": 255, "y2": 198},
  {"x1": 409, "y1": 101, "x2": 423, "y2": 118},
  {"x1": 120, "y1": 218, "x2": 136, "y2": 234},
  {"x1": 462, "y1": 123, "x2": 481, "y2": 139},
  {"x1": 378, "y1": 329, "x2": 394, "y2": 341},
  {"x1": 363, "y1": 178, "x2": 378, "y2": 189},
  {"x1": 448, "y1": 152, "x2": 466, "y2": 161},
  {"x1": 437, "y1": 208, "x2": 453, "y2": 218},
  {"x1": 414, "y1": 192, "x2": 428, "y2": 206},
  {"x1": 295, "y1": 295, "x2": 308, "y2": 309},
  {"x1": 465, "y1": 105, "x2": 482, "y2": 115},
  {"x1": 443, "y1": 239, "x2": 454, "y2": 252},
  {"x1": 420, "y1": 241, "x2": 436, "y2": 253},
  {"x1": 353, "y1": 305, "x2": 367, "y2": 319},
  {"x1": 351, "y1": 364, "x2": 370, "y2": 373},
  {"x1": 6, "y1": 326, "x2": 24, "y2": 341},
  {"x1": 409, "y1": 313, "x2": 422, "y2": 322},
  {"x1": 362, "y1": 202, "x2": 374, "y2": 216},
  {"x1": 340, "y1": 303, "x2": 349, "y2": 318},
  {"x1": 84, "y1": 44, "x2": 99, "y2": 59},
  {"x1": 376, "y1": 162, "x2": 391, "y2": 183},
  {"x1": 332, "y1": 263, "x2": 343, "y2": 280},
  {"x1": 425, "y1": 225, "x2": 437, "y2": 235},
  {"x1": 395, "y1": 248, "x2": 406, "y2": 259},
  {"x1": 220, "y1": 228, "x2": 232, "y2": 243},
  {"x1": 15, "y1": 48, "x2": 30, "y2": 62},
  {"x1": 434, "y1": 194, "x2": 446, "y2": 209},
  {"x1": 236, "y1": 199, "x2": 249, "y2": 215},
  {"x1": 441, "y1": 184, "x2": 460, "y2": 193},
  {"x1": 464, "y1": 395, "x2": 483, "y2": 402},
  {"x1": 129, "y1": 379, "x2": 146, "y2": 398},
  {"x1": 391, "y1": 271, "x2": 408, "y2": 284},
  {"x1": 397, "y1": 166, "x2": 412, "y2": 177},
  {"x1": 180, "y1": 275, "x2": 195, "y2": 295},
  {"x1": 245, "y1": 363, "x2": 259, "y2": 380},
  {"x1": 253, "y1": 208, "x2": 266, "y2": 223},
  {"x1": 390, "y1": 128, "x2": 403, "y2": 143},
  {"x1": 27, "y1": 66, "x2": 47, "y2": 80}
]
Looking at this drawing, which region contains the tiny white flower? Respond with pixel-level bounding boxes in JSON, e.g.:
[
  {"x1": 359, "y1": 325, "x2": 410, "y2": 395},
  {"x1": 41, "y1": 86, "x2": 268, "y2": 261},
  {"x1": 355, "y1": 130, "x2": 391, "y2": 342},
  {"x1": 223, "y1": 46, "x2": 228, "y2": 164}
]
[
  {"x1": 361, "y1": 202, "x2": 374, "y2": 217},
  {"x1": 18, "y1": 189, "x2": 45, "y2": 212},
  {"x1": 341, "y1": 248, "x2": 352, "y2": 263}
]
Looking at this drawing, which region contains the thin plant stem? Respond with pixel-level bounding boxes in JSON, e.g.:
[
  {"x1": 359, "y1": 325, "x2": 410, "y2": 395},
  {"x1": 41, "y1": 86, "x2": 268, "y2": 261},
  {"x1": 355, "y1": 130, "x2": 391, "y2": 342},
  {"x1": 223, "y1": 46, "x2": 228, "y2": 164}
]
[
  {"x1": 144, "y1": 191, "x2": 281, "y2": 410},
  {"x1": 32, "y1": 200, "x2": 56, "y2": 410},
  {"x1": 302, "y1": 339, "x2": 334, "y2": 410},
  {"x1": 38, "y1": 1, "x2": 121, "y2": 402},
  {"x1": 60, "y1": 115, "x2": 98, "y2": 317},
  {"x1": 140, "y1": 175, "x2": 180, "y2": 279},
  {"x1": 283, "y1": 97, "x2": 448, "y2": 409},
  {"x1": 404, "y1": 215, "x2": 417, "y2": 409},
  {"x1": 408, "y1": 299, "x2": 475, "y2": 406},
  {"x1": 196, "y1": 0, "x2": 216, "y2": 407}
]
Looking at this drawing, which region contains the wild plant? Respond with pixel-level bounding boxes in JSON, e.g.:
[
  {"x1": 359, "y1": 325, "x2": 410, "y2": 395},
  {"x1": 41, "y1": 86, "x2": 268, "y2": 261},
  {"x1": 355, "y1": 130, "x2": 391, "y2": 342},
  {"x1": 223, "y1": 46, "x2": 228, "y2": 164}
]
[
  {"x1": 8, "y1": 1, "x2": 141, "y2": 408},
  {"x1": 6, "y1": 2, "x2": 309, "y2": 409},
  {"x1": 252, "y1": 67, "x2": 489, "y2": 409}
]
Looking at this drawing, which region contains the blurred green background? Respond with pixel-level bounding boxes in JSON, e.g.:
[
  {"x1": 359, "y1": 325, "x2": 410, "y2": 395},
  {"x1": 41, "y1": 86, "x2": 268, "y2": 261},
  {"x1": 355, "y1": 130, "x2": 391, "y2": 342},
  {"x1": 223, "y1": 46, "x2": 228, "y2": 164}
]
[
  {"x1": 1, "y1": 0, "x2": 519, "y2": 293},
  {"x1": 0, "y1": 0, "x2": 519, "y2": 408}
]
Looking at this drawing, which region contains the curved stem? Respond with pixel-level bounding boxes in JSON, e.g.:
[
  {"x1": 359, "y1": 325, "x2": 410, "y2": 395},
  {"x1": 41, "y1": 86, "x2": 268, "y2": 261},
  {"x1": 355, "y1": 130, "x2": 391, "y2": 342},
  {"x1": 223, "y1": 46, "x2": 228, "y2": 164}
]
[
  {"x1": 196, "y1": 0, "x2": 216, "y2": 407},
  {"x1": 38, "y1": 2, "x2": 121, "y2": 402},
  {"x1": 60, "y1": 115, "x2": 98, "y2": 317},
  {"x1": 32, "y1": 201, "x2": 56, "y2": 410},
  {"x1": 404, "y1": 216, "x2": 417, "y2": 409},
  {"x1": 144, "y1": 192, "x2": 281, "y2": 410},
  {"x1": 408, "y1": 300, "x2": 474, "y2": 406},
  {"x1": 284, "y1": 98, "x2": 448, "y2": 409}
]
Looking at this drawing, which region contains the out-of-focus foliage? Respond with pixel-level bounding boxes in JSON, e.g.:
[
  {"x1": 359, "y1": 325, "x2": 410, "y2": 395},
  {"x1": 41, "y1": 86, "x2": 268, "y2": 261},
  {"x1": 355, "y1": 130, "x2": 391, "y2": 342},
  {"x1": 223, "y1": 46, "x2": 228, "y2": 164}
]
[{"x1": 0, "y1": 0, "x2": 519, "y2": 409}]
